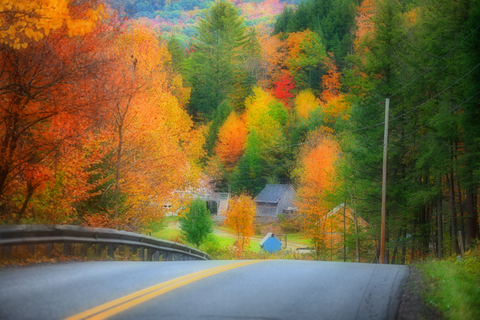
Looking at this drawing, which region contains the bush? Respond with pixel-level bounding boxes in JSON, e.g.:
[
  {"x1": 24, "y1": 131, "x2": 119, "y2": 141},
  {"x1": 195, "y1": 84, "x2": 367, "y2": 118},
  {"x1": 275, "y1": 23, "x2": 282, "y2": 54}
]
[
  {"x1": 417, "y1": 245, "x2": 480, "y2": 320},
  {"x1": 198, "y1": 234, "x2": 230, "y2": 259}
]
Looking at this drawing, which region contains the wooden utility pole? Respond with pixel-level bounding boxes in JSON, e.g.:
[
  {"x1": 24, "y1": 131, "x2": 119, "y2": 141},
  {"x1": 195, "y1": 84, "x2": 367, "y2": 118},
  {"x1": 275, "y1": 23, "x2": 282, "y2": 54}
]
[
  {"x1": 343, "y1": 199, "x2": 346, "y2": 262},
  {"x1": 380, "y1": 98, "x2": 390, "y2": 264}
]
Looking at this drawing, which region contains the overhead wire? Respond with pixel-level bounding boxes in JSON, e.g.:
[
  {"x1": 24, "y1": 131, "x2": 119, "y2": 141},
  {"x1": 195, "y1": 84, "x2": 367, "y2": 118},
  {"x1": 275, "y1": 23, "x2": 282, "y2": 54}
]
[{"x1": 228, "y1": 89, "x2": 480, "y2": 185}]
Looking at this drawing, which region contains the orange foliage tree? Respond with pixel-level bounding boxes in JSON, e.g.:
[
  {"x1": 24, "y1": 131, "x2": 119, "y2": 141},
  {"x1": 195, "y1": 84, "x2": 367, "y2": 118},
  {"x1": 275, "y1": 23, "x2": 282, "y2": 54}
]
[
  {"x1": 320, "y1": 53, "x2": 350, "y2": 121},
  {"x1": 294, "y1": 129, "x2": 340, "y2": 259},
  {"x1": 225, "y1": 194, "x2": 256, "y2": 254},
  {"x1": 354, "y1": 0, "x2": 376, "y2": 53},
  {"x1": 257, "y1": 31, "x2": 288, "y2": 88},
  {"x1": 214, "y1": 111, "x2": 248, "y2": 171},
  {"x1": 91, "y1": 25, "x2": 203, "y2": 233},
  {"x1": 0, "y1": 3, "x2": 112, "y2": 223}
]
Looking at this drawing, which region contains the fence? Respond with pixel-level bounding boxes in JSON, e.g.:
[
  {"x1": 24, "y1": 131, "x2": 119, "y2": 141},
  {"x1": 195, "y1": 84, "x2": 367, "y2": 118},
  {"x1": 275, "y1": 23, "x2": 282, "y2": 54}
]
[{"x1": 0, "y1": 225, "x2": 209, "y2": 261}]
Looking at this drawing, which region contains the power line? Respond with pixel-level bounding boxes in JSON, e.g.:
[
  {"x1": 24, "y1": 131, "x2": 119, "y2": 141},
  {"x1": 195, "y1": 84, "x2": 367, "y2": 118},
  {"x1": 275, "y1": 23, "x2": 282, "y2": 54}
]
[
  {"x1": 226, "y1": 89, "x2": 480, "y2": 185},
  {"x1": 390, "y1": 89, "x2": 480, "y2": 144},
  {"x1": 387, "y1": 23, "x2": 480, "y2": 101}
]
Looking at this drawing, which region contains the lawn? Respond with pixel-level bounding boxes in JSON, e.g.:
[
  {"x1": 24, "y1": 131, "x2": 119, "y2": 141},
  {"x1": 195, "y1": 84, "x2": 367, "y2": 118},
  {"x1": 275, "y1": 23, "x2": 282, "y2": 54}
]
[{"x1": 283, "y1": 233, "x2": 311, "y2": 246}]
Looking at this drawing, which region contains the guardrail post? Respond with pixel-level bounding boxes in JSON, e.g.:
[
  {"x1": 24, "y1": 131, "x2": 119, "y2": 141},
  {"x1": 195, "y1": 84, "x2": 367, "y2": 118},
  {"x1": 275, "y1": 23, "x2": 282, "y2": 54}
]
[
  {"x1": 81, "y1": 244, "x2": 92, "y2": 257},
  {"x1": 153, "y1": 250, "x2": 160, "y2": 261},
  {"x1": 164, "y1": 251, "x2": 173, "y2": 261},
  {"x1": 108, "y1": 244, "x2": 118, "y2": 259},
  {"x1": 146, "y1": 248, "x2": 154, "y2": 261},
  {"x1": 64, "y1": 243, "x2": 72, "y2": 256},
  {"x1": 158, "y1": 251, "x2": 167, "y2": 261},
  {"x1": 138, "y1": 247, "x2": 144, "y2": 261},
  {"x1": 27, "y1": 244, "x2": 35, "y2": 256},
  {"x1": 96, "y1": 244, "x2": 106, "y2": 258},
  {"x1": 173, "y1": 253, "x2": 183, "y2": 261},
  {"x1": 2, "y1": 246, "x2": 12, "y2": 258},
  {"x1": 46, "y1": 243, "x2": 54, "y2": 258}
]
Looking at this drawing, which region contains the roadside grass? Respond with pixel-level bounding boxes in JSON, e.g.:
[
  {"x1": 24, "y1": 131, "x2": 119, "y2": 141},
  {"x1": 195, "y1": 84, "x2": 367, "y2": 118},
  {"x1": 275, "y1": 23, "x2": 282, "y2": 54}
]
[
  {"x1": 417, "y1": 245, "x2": 480, "y2": 320},
  {"x1": 151, "y1": 228, "x2": 181, "y2": 240},
  {"x1": 150, "y1": 216, "x2": 310, "y2": 259}
]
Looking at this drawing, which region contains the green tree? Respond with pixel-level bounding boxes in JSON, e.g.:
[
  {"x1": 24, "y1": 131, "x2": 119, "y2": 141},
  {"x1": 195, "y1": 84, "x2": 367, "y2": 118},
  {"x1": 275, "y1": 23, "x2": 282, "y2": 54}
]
[
  {"x1": 180, "y1": 199, "x2": 214, "y2": 248},
  {"x1": 167, "y1": 36, "x2": 187, "y2": 75},
  {"x1": 187, "y1": 1, "x2": 256, "y2": 119}
]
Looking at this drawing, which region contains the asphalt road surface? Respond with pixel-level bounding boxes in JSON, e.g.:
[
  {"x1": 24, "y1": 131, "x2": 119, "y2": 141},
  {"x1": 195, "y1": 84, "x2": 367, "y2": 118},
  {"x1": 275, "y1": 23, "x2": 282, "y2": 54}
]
[{"x1": 0, "y1": 260, "x2": 408, "y2": 320}]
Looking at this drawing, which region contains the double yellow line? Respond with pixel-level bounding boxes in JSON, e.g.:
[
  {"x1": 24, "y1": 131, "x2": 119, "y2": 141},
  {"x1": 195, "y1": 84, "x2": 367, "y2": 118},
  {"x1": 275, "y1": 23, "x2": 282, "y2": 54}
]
[{"x1": 65, "y1": 260, "x2": 265, "y2": 320}]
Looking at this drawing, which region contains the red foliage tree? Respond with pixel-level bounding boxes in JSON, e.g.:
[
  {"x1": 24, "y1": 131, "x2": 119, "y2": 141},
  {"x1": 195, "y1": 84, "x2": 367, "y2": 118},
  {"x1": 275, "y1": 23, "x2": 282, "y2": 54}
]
[{"x1": 271, "y1": 73, "x2": 296, "y2": 107}]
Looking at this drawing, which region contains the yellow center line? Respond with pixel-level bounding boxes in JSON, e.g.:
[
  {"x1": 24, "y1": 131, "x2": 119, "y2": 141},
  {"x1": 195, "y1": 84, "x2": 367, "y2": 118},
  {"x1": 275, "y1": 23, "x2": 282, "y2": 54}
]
[{"x1": 64, "y1": 260, "x2": 266, "y2": 320}]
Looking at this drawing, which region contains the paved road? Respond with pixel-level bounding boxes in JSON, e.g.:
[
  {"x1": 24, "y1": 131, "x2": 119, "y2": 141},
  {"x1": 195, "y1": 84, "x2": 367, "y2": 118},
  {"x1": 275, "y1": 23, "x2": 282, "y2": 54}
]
[{"x1": 0, "y1": 260, "x2": 408, "y2": 320}]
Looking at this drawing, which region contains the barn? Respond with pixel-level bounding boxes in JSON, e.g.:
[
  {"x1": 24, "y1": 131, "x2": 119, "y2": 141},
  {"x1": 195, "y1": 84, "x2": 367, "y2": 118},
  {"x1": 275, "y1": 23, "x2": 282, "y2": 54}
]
[
  {"x1": 259, "y1": 233, "x2": 283, "y2": 253},
  {"x1": 254, "y1": 184, "x2": 296, "y2": 217}
]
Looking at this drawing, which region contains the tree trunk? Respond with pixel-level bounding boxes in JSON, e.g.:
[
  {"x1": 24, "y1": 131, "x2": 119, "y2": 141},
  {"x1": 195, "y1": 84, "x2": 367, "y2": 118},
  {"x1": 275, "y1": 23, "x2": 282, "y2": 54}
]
[
  {"x1": 457, "y1": 181, "x2": 465, "y2": 249},
  {"x1": 391, "y1": 230, "x2": 402, "y2": 264},
  {"x1": 114, "y1": 123, "x2": 123, "y2": 227},
  {"x1": 18, "y1": 181, "x2": 35, "y2": 219},
  {"x1": 437, "y1": 175, "x2": 443, "y2": 259},
  {"x1": 385, "y1": 209, "x2": 389, "y2": 264},
  {"x1": 466, "y1": 191, "x2": 474, "y2": 247},
  {"x1": 448, "y1": 171, "x2": 459, "y2": 255},
  {"x1": 474, "y1": 192, "x2": 479, "y2": 241},
  {"x1": 401, "y1": 229, "x2": 407, "y2": 265}
]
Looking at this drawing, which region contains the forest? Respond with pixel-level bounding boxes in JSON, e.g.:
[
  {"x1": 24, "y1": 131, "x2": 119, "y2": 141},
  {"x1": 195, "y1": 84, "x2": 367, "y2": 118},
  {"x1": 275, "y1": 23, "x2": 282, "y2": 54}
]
[{"x1": 0, "y1": 0, "x2": 479, "y2": 264}]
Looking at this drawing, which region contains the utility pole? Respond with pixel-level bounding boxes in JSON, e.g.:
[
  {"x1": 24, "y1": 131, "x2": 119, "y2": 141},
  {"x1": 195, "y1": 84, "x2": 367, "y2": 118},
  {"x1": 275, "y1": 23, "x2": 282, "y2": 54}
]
[
  {"x1": 344, "y1": 199, "x2": 346, "y2": 262},
  {"x1": 380, "y1": 98, "x2": 390, "y2": 264}
]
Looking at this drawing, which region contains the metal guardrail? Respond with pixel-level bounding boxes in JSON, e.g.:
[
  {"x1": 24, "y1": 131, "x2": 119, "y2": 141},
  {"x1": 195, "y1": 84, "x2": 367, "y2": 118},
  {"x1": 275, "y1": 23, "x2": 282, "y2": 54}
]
[{"x1": 0, "y1": 225, "x2": 210, "y2": 261}]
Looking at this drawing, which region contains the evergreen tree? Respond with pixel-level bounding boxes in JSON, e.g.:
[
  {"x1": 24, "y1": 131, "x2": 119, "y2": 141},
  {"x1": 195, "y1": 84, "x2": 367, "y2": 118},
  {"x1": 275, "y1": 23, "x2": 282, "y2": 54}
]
[
  {"x1": 187, "y1": 2, "x2": 258, "y2": 119},
  {"x1": 180, "y1": 199, "x2": 213, "y2": 248}
]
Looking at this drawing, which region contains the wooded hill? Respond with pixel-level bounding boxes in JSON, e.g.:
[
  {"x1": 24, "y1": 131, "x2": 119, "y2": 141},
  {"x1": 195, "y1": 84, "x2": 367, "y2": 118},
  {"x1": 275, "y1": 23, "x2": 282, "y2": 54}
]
[{"x1": 1, "y1": 0, "x2": 479, "y2": 263}]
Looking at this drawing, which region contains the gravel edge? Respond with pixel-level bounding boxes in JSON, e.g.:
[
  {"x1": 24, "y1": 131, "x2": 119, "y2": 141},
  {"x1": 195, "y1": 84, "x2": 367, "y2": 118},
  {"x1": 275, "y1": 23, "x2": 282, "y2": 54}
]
[{"x1": 396, "y1": 266, "x2": 442, "y2": 320}]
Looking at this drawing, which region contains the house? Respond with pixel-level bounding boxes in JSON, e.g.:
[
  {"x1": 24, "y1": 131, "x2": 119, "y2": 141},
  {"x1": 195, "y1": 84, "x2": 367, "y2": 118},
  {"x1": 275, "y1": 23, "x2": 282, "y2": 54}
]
[
  {"x1": 254, "y1": 184, "x2": 296, "y2": 217},
  {"x1": 323, "y1": 203, "x2": 370, "y2": 249},
  {"x1": 259, "y1": 232, "x2": 283, "y2": 253}
]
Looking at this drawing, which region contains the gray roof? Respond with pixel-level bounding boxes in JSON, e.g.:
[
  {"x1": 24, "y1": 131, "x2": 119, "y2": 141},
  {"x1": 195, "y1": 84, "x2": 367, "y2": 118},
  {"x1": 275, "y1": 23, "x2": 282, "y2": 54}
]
[{"x1": 254, "y1": 184, "x2": 293, "y2": 203}]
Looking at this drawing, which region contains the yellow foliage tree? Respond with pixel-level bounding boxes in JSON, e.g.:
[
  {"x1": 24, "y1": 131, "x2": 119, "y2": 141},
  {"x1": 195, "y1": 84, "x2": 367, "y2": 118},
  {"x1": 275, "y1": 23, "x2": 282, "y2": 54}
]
[
  {"x1": 0, "y1": 0, "x2": 106, "y2": 49},
  {"x1": 98, "y1": 25, "x2": 203, "y2": 232},
  {"x1": 294, "y1": 89, "x2": 321, "y2": 119},
  {"x1": 225, "y1": 194, "x2": 256, "y2": 254},
  {"x1": 245, "y1": 87, "x2": 286, "y2": 147}
]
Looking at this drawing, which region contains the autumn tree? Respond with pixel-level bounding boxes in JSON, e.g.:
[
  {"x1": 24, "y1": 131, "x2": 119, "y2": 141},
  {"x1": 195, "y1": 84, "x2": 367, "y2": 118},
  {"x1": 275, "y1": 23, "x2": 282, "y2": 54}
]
[
  {"x1": 273, "y1": 0, "x2": 358, "y2": 66},
  {"x1": 285, "y1": 30, "x2": 326, "y2": 92},
  {"x1": 232, "y1": 88, "x2": 289, "y2": 194},
  {"x1": 295, "y1": 90, "x2": 321, "y2": 120},
  {"x1": 0, "y1": 0, "x2": 106, "y2": 49},
  {"x1": 92, "y1": 25, "x2": 204, "y2": 232},
  {"x1": 214, "y1": 111, "x2": 248, "y2": 171},
  {"x1": 225, "y1": 194, "x2": 256, "y2": 254},
  {"x1": 257, "y1": 31, "x2": 288, "y2": 89},
  {"x1": 294, "y1": 129, "x2": 340, "y2": 260},
  {"x1": 0, "y1": 2, "x2": 111, "y2": 222},
  {"x1": 271, "y1": 73, "x2": 296, "y2": 107},
  {"x1": 180, "y1": 199, "x2": 213, "y2": 248}
]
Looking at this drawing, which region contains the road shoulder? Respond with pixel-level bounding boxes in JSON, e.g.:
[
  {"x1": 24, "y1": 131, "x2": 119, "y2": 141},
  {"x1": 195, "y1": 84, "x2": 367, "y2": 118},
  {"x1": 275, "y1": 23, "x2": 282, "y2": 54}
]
[{"x1": 396, "y1": 266, "x2": 442, "y2": 320}]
